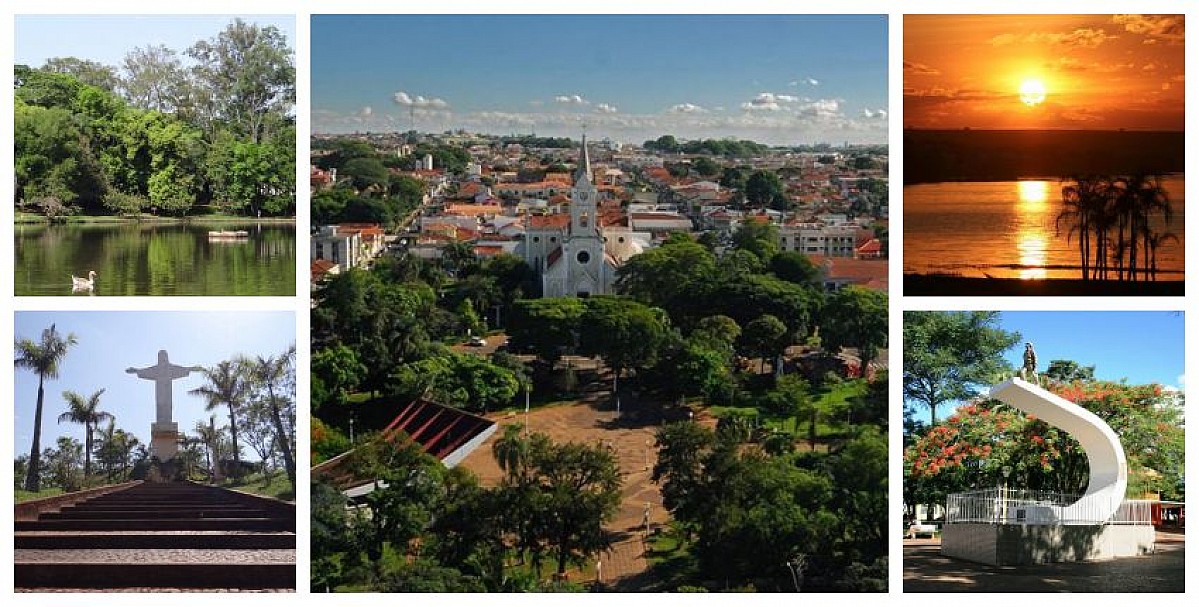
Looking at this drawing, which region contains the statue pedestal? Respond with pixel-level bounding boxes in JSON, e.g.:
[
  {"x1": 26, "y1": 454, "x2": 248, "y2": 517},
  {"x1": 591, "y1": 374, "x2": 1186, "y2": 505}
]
[{"x1": 150, "y1": 422, "x2": 179, "y2": 461}]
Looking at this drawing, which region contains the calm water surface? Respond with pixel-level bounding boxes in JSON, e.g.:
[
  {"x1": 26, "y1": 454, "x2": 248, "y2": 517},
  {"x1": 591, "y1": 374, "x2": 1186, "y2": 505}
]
[
  {"x1": 904, "y1": 177, "x2": 1185, "y2": 280},
  {"x1": 15, "y1": 222, "x2": 296, "y2": 296}
]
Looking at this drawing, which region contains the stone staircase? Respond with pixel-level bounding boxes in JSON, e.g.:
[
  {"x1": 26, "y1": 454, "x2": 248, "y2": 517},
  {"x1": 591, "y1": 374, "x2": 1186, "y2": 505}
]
[{"x1": 15, "y1": 481, "x2": 295, "y2": 590}]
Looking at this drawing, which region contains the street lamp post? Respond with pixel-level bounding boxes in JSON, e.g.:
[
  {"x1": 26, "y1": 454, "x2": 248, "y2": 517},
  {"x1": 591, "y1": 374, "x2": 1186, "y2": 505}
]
[{"x1": 1001, "y1": 465, "x2": 1012, "y2": 524}]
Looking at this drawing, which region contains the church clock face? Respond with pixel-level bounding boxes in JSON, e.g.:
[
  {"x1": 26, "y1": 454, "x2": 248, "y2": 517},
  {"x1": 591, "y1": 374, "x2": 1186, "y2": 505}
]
[{"x1": 576, "y1": 250, "x2": 591, "y2": 264}]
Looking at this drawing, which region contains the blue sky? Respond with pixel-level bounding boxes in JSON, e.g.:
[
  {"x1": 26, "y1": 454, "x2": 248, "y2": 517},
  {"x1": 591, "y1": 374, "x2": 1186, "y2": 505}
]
[
  {"x1": 16, "y1": 15, "x2": 296, "y2": 69},
  {"x1": 907, "y1": 311, "x2": 1184, "y2": 423},
  {"x1": 996, "y1": 311, "x2": 1184, "y2": 388},
  {"x1": 14, "y1": 312, "x2": 296, "y2": 462},
  {"x1": 312, "y1": 14, "x2": 888, "y2": 145}
]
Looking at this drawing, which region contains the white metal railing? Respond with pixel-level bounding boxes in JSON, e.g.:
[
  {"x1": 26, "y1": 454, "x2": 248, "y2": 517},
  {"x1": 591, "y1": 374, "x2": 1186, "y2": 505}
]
[{"x1": 945, "y1": 488, "x2": 1153, "y2": 525}]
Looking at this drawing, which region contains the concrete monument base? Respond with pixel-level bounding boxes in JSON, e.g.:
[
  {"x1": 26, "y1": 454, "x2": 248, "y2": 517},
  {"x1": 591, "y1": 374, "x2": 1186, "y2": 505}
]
[
  {"x1": 942, "y1": 523, "x2": 1155, "y2": 565},
  {"x1": 150, "y1": 422, "x2": 180, "y2": 461}
]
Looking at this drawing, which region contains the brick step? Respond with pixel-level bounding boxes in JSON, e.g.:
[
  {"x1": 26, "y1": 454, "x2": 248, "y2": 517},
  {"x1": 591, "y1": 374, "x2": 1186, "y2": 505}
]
[
  {"x1": 15, "y1": 556, "x2": 295, "y2": 589},
  {"x1": 16, "y1": 518, "x2": 294, "y2": 532},
  {"x1": 64, "y1": 504, "x2": 259, "y2": 511},
  {"x1": 42, "y1": 509, "x2": 268, "y2": 520},
  {"x1": 16, "y1": 532, "x2": 296, "y2": 550}
]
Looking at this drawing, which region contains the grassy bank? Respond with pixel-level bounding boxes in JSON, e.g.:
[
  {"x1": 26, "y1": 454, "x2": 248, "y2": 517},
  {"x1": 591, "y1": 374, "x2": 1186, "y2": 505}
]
[
  {"x1": 219, "y1": 471, "x2": 295, "y2": 502},
  {"x1": 905, "y1": 274, "x2": 1184, "y2": 297}
]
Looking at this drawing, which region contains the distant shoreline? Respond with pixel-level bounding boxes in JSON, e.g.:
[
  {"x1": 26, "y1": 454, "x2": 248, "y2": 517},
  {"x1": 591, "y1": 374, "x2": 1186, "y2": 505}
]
[
  {"x1": 904, "y1": 274, "x2": 1184, "y2": 297},
  {"x1": 15, "y1": 214, "x2": 297, "y2": 225},
  {"x1": 903, "y1": 129, "x2": 1185, "y2": 185}
]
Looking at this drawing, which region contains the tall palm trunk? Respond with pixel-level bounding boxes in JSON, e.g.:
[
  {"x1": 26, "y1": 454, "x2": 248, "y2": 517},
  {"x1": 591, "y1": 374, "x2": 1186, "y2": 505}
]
[
  {"x1": 24, "y1": 377, "x2": 46, "y2": 492},
  {"x1": 266, "y1": 389, "x2": 296, "y2": 486}
]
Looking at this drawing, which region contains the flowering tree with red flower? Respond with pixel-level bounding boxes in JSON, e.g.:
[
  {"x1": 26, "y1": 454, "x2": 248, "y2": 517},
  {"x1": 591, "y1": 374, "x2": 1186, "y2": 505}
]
[{"x1": 904, "y1": 380, "x2": 1184, "y2": 513}]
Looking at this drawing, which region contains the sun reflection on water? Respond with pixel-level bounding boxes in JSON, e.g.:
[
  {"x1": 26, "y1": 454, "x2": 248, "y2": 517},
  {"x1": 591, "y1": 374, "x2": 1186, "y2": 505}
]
[{"x1": 1016, "y1": 180, "x2": 1051, "y2": 279}]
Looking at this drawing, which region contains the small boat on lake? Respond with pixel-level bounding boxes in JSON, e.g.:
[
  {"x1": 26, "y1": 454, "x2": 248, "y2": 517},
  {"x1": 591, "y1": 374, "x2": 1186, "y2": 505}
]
[{"x1": 207, "y1": 230, "x2": 250, "y2": 239}]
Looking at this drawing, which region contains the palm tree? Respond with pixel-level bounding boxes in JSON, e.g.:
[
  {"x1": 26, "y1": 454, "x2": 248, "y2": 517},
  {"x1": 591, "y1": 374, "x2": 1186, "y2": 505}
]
[
  {"x1": 189, "y1": 360, "x2": 248, "y2": 476},
  {"x1": 15, "y1": 324, "x2": 78, "y2": 492},
  {"x1": 243, "y1": 345, "x2": 297, "y2": 487},
  {"x1": 57, "y1": 389, "x2": 112, "y2": 482},
  {"x1": 193, "y1": 417, "x2": 223, "y2": 481}
]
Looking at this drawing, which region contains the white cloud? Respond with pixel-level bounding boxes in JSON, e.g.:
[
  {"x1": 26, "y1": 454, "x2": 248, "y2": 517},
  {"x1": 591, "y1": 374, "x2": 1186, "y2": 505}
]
[
  {"x1": 862, "y1": 108, "x2": 888, "y2": 119},
  {"x1": 553, "y1": 94, "x2": 589, "y2": 105},
  {"x1": 667, "y1": 103, "x2": 709, "y2": 114},
  {"x1": 805, "y1": 77, "x2": 820, "y2": 86},
  {"x1": 358, "y1": 106, "x2": 373, "y2": 117},
  {"x1": 741, "y1": 92, "x2": 785, "y2": 111},
  {"x1": 393, "y1": 91, "x2": 450, "y2": 109},
  {"x1": 595, "y1": 103, "x2": 618, "y2": 114}
]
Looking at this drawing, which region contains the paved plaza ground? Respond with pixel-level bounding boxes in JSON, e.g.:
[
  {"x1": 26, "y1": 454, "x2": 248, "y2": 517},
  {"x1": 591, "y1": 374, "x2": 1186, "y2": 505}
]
[
  {"x1": 903, "y1": 532, "x2": 1185, "y2": 592},
  {"x1": 459, "y1": 377, "x2": 707, "y2": 589}
]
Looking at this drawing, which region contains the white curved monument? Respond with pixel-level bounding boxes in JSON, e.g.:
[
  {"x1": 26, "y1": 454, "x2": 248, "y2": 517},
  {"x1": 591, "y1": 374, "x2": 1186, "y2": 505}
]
[
  {"x1": 127, "y1": 350, "x2": 204, "y2": 461},
  {"x1": 989, "y1": 377, "x2": 1128, "y2": 523}
]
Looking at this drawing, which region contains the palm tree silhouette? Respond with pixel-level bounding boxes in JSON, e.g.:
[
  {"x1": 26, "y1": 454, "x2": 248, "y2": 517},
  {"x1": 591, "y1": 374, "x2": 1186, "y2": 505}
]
[
  {"x1": 15, "y1": 324, "x2": 78, "y2": 492},
  {"x1": 58, "y1": 389, "x2": 112, "y2": 481},
  {"x1": 242, "y1": 344, "x2": 297, "y2": 488},
  {"x1": 1056, "y1": 174, "x2": 1173, "y2": 282}
]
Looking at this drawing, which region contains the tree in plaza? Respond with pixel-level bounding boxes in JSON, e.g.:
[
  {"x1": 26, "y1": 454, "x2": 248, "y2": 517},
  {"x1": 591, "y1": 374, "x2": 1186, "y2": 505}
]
[
  {"x1": 902, "y1": 311, "x2": 1020, "y2": 426},
  {"x1": 189, "y1": 360, "x2": 249, "y2": 474},
  {"x1": 820, "y1": 286, "x2": 888, "y2": 366},
  {"x1": 615, "y1": 236, "x2": 716, "y2": 318},
  {"x1": 740, "y1": 314, "x2": 789, "y2": 374},
  {"x1": 15, "y1": 323, "x2": 78, "y2": 492},
  {"x1": 507, "y1": 298, "x2": 586, "y2": 367},
  {"x1": 311, "y1": 345, "x2": 366, "y2": 415},
  {"x1": 389, "y1": 350, "x2": 520, "y2": 414},
  {"x1": 578, "y1": 296, "x2": 671, "y2": 384},
  {"x1": 57, "y1": 389, "x2": 112, "y2": 480},
  {"x1": 692, "y1": 156, "x2": 721, "y2": 177}
]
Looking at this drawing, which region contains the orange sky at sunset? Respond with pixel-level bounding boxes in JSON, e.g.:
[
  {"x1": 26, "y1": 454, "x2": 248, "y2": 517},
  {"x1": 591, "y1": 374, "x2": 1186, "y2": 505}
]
[{"x1": 904, "y1": 14, "x2": 1184, "y2": 130}]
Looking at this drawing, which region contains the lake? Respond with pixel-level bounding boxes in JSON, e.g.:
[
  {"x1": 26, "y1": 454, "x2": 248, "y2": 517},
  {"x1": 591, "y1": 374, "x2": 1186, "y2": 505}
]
[
  {"x1": 904, "y1": 177, "x2": 1185, "y2": 280},
  {"x1": 15, "y1": 222, "x2": 296, "y2": 296}
]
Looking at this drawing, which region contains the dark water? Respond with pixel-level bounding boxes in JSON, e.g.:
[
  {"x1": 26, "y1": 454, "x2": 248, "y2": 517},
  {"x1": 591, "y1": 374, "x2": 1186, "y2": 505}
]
[{"x1": 15, "y1": 222, "x2": 296, "y2": 296}]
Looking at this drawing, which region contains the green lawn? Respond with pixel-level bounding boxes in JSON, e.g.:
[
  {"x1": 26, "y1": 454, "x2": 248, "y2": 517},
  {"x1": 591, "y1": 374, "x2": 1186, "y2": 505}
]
[
  {"x1": 15, "y1": 487, "x2": 65, "y2": 503},
  {"x1": 219, "y1": 472, "x2": 295, "y2": 502}
]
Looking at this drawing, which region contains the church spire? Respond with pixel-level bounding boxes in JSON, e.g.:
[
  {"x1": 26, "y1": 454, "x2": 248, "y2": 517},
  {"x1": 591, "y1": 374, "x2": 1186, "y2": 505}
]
[{"x1": 575, "y1": 132, "x2": 592, "y2": 185}]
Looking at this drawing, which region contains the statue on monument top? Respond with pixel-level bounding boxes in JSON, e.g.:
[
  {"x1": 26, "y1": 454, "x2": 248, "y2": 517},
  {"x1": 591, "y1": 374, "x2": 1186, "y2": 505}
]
[
  {"x1": 126, "y1": 350, "x2": 205, "y2": 425},
  {"x1": 1021, "y1": 342, "x2": 1038, "y2": 384}
]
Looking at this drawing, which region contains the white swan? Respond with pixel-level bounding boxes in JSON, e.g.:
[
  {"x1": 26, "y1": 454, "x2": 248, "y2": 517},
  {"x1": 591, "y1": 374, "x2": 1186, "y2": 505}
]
[{"x1": 71, "y1": 270, "x2": 97, "y2": 291}]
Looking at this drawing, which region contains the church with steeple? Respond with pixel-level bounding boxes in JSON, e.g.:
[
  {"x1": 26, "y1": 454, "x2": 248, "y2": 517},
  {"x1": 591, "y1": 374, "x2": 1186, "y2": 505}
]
[{"x1": 519, "y1": 135, "x2": 621, "y2": 297}]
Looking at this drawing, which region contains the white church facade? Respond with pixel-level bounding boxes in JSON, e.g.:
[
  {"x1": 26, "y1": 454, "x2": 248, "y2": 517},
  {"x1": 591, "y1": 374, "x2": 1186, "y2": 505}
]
[{"x1": 519, "y1": 136, "x2": 641, "y2": 298}]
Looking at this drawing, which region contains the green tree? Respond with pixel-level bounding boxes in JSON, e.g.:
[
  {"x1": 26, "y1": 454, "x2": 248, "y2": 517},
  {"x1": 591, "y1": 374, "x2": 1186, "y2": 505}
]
[
  {"x1": 731, "y1": 220, "x2": 780, "y2": 263},
  {"x1": 741, "y1": 315, "x2": 789, "y2": 374},
  {"x1": 770, "y1": 251, "x2": 821, "y2": 286},
  {"x1": 241, "y1": 345, "x2": 297, "y2": 488},
  {"x1": 744, "y1": 170, "x2": 788, "y2": 209},
  {"x1": 56, "y1": 389, "x2": 112, "y2": 481},
  {"x1": 691, "y1": 156, "x2": 721, "y2": 177},
  {"x1": 186, "y1": 18, "x2": 295, "y2": 143},
  {"x1": 189, "y1": 360, "x2": 248, "y2": 473},
  {"x1": 578, "y1": 296, "x2": 671, "y2": 383},
  {"x1": 1044, "y1": 359, "x2": 1096, "y2": 383},
  {"x1": 15, "y1": 324, "x2": 78, "y2": 492},
  {"x1": 311, "y1": 346, "x2": 367, "y2": 413},
  {"x1": 821, "y1": 286, "x2": 888, "y2": 366},
  {"x1": 902, "y1": 311, "x2": 1020, "y2": 426},
  {"x1": 390, "y1": 351, "x2": 519, "y2": 413}
]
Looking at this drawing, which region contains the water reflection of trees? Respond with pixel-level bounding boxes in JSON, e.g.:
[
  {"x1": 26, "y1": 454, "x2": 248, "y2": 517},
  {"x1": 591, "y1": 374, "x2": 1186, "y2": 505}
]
[
  {"x1": 1054, "y1": 174, "x2": 1176, "y2": 282},
  {"x1": 14, "y1": 224, "x2": 295, "y2": 295}
]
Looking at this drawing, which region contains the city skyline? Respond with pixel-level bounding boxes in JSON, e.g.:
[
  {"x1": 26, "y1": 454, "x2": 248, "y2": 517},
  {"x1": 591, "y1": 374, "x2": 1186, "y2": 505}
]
[{"x1": 312, "y1": 14, "x2": 888, "y2": 145}]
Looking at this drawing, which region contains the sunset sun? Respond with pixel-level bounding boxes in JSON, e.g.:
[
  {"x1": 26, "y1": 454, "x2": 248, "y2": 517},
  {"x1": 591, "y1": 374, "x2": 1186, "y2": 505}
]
[{"x1": 1019, "y1": 79, "x2": 1047, "y2": 106}]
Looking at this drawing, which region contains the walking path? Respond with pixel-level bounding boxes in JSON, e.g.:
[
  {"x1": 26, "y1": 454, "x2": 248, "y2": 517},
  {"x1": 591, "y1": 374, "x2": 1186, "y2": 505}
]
[{"x1": 903, "y1": 532, "x2": 1184, "y2": 592}]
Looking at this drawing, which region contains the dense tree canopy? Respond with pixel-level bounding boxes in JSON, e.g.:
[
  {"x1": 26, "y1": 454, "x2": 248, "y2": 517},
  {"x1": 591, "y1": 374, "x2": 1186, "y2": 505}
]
[{"x1": 14, "y1": 19, "x2": 295, "y2": 218}]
